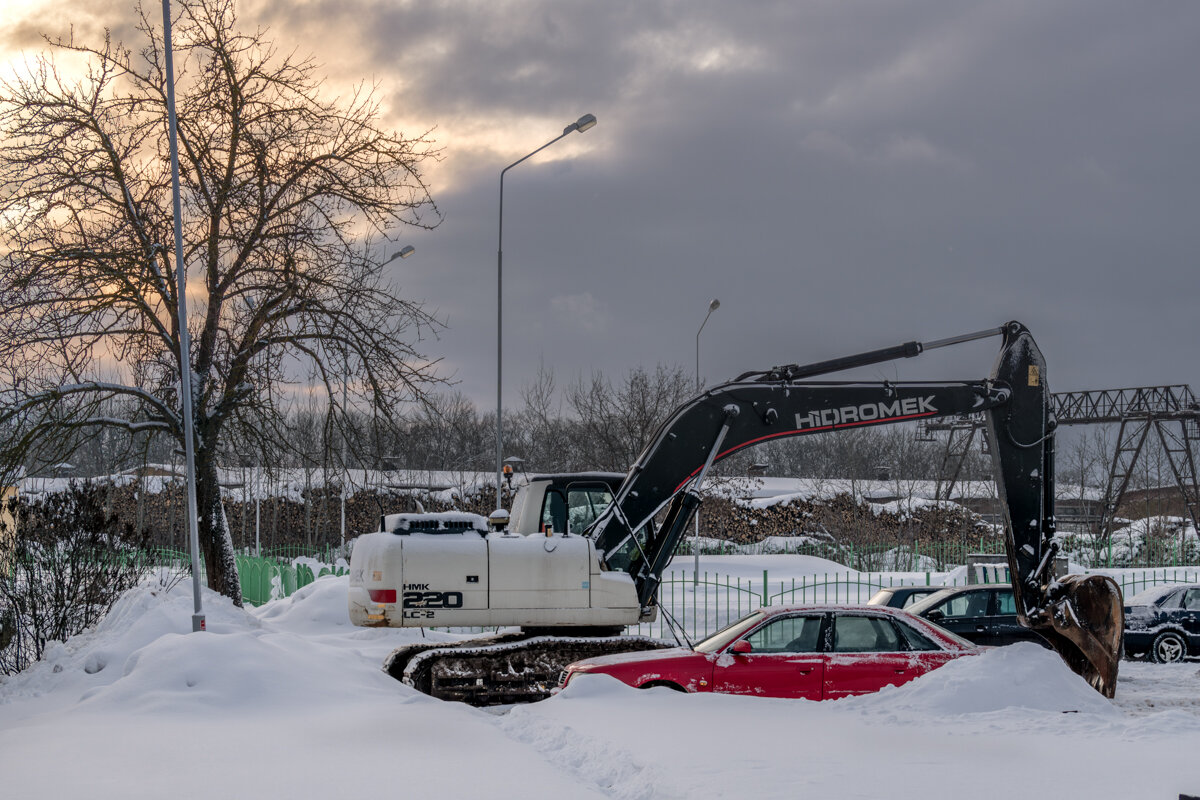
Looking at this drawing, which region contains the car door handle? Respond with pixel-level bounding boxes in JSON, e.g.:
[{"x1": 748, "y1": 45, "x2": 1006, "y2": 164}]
[
  {"x1": 797, "y1": 668, "x2": 813, "y2": 675},
  {"x1": 975, "y1": 625, "x2": 986, "y2": 632},
  {"x1": 893, "y1": 669, "x2": 906, "y2": 674}
]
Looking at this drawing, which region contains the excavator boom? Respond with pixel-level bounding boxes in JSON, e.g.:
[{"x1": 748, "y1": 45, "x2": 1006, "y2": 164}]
[{"x1": 587, "y1": 321, "x2": 1122, "y2": 696}]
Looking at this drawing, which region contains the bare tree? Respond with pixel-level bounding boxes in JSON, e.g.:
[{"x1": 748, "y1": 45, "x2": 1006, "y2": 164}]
[
  {"x1": 0, "y1": 482, "x2": 151, "y2": 675},
  {"x1": 513, "y1": 361, "x2": 574, "y2": 473},
  {"x1": 566, "y1": 364, "x2": 693, "y2": 471},
  {"x1": 0, "y1": 0, "x2": 442, "y2": 602}
]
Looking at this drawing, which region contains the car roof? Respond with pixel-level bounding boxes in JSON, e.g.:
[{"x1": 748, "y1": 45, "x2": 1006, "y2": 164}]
[
  {"x1": 1126, "y1": 583, "x2": 1198, "y2": 606},
  {"x1": 876, "y1": 586, "x2": 939, "y2": 595},
  {"x1": 529, "y1": 472, "x2": 625, "y2": 484},
  {"x1": 756, "y1": 603, "x2": 916, "y2": 618}
]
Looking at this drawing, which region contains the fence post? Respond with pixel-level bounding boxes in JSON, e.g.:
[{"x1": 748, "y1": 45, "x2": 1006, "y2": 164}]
[{"x1": 763, "y1": 569, "x2": 769, "y2": 607}]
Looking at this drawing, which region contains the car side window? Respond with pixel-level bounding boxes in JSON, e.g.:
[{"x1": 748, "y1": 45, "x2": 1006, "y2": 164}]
[
  {"x1": 832, "y1": 615, "x2": 902, "y2": 653},
  {"x1": 996, "y1": 589, "x2": 1017, "y2": 615},
  {"x1": 1183, "y1": 589, "x2": 1200, "y2": 610},
  {"x1": 933, "y1": 591, "x2": 990, "y2": 619},
  {"x1": 894, "y1": 620, "x2": 941, "y2": 651},
  {"x1": 744, "y1": 616, "x2": 824, "y2": 653}
]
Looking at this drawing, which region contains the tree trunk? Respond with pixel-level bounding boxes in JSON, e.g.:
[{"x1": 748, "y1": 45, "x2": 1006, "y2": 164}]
[{"x1": 196, "y1": 452, "x2": 242, "y2": 607}]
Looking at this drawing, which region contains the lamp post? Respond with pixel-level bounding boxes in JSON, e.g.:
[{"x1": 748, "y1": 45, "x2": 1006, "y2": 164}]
[
  {"x1": 495, "y1": 113, "x2": 597, "y2": 511},
  {"x1": 161, "y1": 0, "x2": 205, "y2": 632},
  {"x1": 341, "y1": 245, "x2": 416, "y2": 552},
  {"x1": 694, "y1": 298, "x2": 720, "y2": 584}
]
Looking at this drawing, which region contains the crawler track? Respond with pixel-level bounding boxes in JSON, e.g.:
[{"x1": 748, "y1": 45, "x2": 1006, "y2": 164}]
[{"x1": 385, "y1": 633, "x2": 671, "y2": 706}]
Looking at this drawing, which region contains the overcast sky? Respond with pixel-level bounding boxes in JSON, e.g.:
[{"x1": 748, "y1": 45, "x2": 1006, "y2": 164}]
[{"x1": 4, "y1": 0, "x2": 1198, "y2": 411}]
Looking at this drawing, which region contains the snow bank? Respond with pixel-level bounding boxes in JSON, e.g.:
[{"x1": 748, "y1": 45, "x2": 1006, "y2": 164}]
[
  {"x1": 0, "y1": 577, "x2": 256, "y2": 718},
  {"x1": 851, "y1": 643, "x2": 1117, "y2": 716},
  {"x1": 3, "y1": 564, "x2": 1199, "y2": 800}
]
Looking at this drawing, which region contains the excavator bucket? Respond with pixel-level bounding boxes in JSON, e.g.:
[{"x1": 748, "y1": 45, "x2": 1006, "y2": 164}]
[
  {"x1": 987, "y1": 322, "x2": 1124, "y2": 698},
  {"x1": 1028, "y1": 574, "x2": 1124, "y2": 699}
]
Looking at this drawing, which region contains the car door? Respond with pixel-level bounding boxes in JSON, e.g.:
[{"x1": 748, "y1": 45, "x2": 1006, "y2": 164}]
[
  {"x1": 823, "y1": 613, "x2": 917, "y2": 699},
  {"x1": 711, "y1": 614, "x2": 825, "y2": 699},
  {"x1": 1180, "y1": 588, "x2": 1200, "y2": 647},
  {"x1": 925, "y1": 589, "x2": 994, "y2": 644},
  {"x1": 988, "y1": 587, "x2": 1047, "y2": 646}
]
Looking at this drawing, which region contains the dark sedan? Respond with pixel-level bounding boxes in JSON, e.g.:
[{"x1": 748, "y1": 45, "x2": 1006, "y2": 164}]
[
  {"x1": 906, "y1": 585, "x2": 1049, "y2": 648},
  {"x1": 1123, "y1": 583, "x2": 1200, "y2": 663}
]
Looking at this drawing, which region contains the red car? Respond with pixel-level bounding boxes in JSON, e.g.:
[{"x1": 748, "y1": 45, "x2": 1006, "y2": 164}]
[{"x1": 560, "y1": 605, "x2": 982, "y2": 700}]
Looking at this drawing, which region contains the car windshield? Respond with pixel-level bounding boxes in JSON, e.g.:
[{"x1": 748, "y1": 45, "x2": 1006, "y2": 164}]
[
  {"x1": 1126, "y1": 585, "x2": 1186, "y2": 607},
  {"x1": 905, "y1": 588, "x2": 958, "y2": 616},
  {"x1": 692, "y1": 612, "x2": 766, "y2": 654}
]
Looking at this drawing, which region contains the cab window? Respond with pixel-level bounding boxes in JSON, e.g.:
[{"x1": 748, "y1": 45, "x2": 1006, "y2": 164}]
[
  {"x1": 540, "y1": 483, "x2": 613, "y2": 534},
  {"x1": 602, "y1": 522, "x2": 655, "y2": 573},
  {"x1": 565, "y1": 487, "x2": 612, "y2": 533}
]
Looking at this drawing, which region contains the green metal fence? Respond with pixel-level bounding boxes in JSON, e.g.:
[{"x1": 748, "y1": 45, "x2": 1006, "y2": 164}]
[
  {"x1": 1104, "y1": 568, "x2": 1200, "y2": 599},
  {"x1": 260, "y1": 545, "x2": 345, "y2": 564},
  {"x1": 629, "y1": 566, "x2": 1200, "y2": 642},
  {"x1": 234, "y1": 555, "x2": 348, "y2": 606},
  {"x1": 136, "y1": 551, "x2": 347, "y2": 606}
]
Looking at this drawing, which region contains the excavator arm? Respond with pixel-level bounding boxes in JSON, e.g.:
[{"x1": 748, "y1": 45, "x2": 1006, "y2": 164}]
[{"x1": 586, "y1": 321, "x2": 1123, "y2": 697}]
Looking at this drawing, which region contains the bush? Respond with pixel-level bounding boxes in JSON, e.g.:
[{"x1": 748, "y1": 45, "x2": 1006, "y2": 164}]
[{"x1": 0, "y1": 482, "x2": 151, "y2": 675}]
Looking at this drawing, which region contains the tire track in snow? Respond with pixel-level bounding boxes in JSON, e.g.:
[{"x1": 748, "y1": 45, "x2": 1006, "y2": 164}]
[{"x1": 489, "y1": 704, "x2": 682, "y2": 800}]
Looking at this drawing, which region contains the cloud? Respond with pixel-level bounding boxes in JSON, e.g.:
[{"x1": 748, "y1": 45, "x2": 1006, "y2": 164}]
[
  {"x1": 4, "y1": 0, "x2": 1198, "y2": 409},
  {"x1": 549, "y1": 292, "x2": 609, "y2": 334}
]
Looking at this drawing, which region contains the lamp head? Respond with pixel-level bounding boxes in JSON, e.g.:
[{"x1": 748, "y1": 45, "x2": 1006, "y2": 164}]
[
  {"x1": 383, "y1": 245, "x2": 415, "y2": 265},
  {"x1": 566, "y1": 113, "x2": 597, "y2": 135},
  {"x1": 709, "y1": 298, "x2": 721, "y2": 312}
]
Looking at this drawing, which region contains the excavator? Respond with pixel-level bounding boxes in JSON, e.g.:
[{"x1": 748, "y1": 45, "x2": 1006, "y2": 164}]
[{"x1": 349, "y1": 321, "x2": 1124, "y2": 704}]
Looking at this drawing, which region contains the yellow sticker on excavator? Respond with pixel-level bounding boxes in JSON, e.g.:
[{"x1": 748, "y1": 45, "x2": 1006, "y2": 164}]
[{"x1": 1028, "y1": 365, "x2": 1039, "y2": 386}]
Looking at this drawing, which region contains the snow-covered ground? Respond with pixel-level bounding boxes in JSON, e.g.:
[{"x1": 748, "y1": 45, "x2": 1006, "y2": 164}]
[{"x1": 2, "y1": 574, "x2": 1199, "y2": 799}]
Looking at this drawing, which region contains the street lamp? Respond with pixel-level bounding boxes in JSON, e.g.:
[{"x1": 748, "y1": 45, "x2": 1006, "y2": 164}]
[
  {"x1": 695, "y1": 298, "x2": 720, "y2": 390},
  {"x1": 694, "y1": 298, "x2": 720, "y2": 583},
  {"x1": 495, "y1": 113, "x2": 597, "y2": 510},
  {"x1": 341, "y1": 245, "x2": 416, "y2": 552},
  {"x1": 385, "y1": 245, "x2": 416, "y2": 265}
]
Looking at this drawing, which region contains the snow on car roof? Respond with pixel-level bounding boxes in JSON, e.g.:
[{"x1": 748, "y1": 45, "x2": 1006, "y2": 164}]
[{"x1": 1125, "y1": 583, "x2": 1193, "y2": 606}]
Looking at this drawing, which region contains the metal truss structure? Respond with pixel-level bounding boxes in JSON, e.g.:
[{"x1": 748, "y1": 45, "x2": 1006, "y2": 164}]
[{"x1": 918, "y1": 385, "x2": 1200, "y2": 540}]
